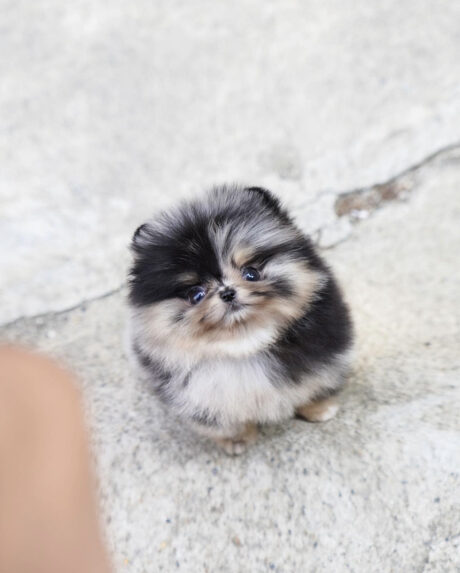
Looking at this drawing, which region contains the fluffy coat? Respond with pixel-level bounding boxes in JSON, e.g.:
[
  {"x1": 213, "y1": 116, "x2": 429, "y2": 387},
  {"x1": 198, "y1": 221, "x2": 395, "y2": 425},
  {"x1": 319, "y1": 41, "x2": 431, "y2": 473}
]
[{"x1": 128, "y1": 186, "x2": 353, "y2": 453}]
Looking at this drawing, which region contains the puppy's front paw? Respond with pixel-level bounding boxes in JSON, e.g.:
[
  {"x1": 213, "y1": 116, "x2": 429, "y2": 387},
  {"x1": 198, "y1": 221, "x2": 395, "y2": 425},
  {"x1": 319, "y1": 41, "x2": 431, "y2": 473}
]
[
  {"x1": 296, "y1": 397, "x2": 339, "y2": 423},
  {"x1": 217, "y1": 438, "x2": 250, "y2": 456},
  {"x1": 214, "y1": 423, "x2": 258, "y2": 456}
]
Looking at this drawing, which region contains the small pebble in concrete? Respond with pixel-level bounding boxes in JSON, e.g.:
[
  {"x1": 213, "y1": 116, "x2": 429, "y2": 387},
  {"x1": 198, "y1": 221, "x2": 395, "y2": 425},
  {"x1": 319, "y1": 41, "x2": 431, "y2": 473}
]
[{"x1": 232, "y1": 535, "x2": 242, "y2": 547}]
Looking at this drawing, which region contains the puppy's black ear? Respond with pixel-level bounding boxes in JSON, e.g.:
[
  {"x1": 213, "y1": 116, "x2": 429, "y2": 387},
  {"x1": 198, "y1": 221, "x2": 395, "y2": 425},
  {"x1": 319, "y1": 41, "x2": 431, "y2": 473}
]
[
  {"x1": 245, "y1": 186, "x2": 280, "y2": 210},
  {"x1": 133, "y1": 223, "x2": 147, "y2": 241},
  {"x1": 132, "y1": 223, "x2": 152, "y2": 251},
  {"x1": 245, "y1": 186, "x2": 290, "y2": 222}
]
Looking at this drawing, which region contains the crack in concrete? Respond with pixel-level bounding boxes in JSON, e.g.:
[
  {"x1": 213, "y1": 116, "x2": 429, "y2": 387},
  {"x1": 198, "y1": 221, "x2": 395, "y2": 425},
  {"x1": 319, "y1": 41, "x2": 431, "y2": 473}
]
[
  {"x1": 3, "y1": 140, "x2": 460, "y2": 328},
  {"x1": 2, "y1": 285, "x2": 126, "y2": 329},
  {"x1": 335, "y1": 140, "x2": 460, "y2": 220}
]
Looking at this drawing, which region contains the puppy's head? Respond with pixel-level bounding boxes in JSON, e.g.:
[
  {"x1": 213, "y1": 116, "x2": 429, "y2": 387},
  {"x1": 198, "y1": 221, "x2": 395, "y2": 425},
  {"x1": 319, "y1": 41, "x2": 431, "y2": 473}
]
[{"x1": 129, "y1": 186, "x2": 326, "y2": 358}]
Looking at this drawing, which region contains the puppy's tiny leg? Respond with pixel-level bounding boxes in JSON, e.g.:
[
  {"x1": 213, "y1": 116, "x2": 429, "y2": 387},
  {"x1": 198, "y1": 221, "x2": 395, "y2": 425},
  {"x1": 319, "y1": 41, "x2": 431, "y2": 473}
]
[
  {"x1": 214, "y1": 423, "x2": 258, "y2": 456},
  {"x1": 296, "y1": 396, "x2": 339, "y2": 423}
]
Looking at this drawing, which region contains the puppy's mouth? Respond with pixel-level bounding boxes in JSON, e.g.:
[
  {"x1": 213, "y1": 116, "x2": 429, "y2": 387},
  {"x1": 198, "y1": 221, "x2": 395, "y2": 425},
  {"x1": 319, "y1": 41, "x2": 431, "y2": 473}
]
[
  {"x1": 226, "y1": 300, "x2": 244, "y2": 312},
  {"x1": 223, "y1": 300, "x2": 249, "y2": 324}
]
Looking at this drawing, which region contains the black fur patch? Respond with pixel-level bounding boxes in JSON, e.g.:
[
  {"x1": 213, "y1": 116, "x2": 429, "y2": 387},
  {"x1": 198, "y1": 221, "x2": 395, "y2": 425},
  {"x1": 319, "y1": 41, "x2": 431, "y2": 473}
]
[
  {"x1": 269, "y1": 273, "x2": 353, "y2": 384},
  {"x1": 190, "y1": 409, "x2": 219, "y2": 427},
  {"x1": 133, "y1": 343, "x2": 173, "y2": 403},
  {"x1": 129, "y1": 207, "x2": 222, "y2": 306}
]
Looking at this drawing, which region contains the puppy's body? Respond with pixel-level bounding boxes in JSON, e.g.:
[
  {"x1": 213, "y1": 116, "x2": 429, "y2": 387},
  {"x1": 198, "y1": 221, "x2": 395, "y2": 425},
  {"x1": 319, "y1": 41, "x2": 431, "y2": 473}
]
[{"x1": 129, "y1": 186, "x2": 352, "y2": 452}]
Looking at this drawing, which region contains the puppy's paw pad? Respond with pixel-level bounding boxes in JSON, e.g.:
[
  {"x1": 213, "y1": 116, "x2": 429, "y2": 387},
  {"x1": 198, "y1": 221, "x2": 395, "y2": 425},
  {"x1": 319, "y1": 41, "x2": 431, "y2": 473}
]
[
  {"x1": 297, "y1": 400, "x2": 339, "y2": 423},
  {"x1": 220, "y1": 439, "x2": 248, "y2": 456},
  {"x1": 214, "y1": 424, "x2": 258, "y2": 455},
  {"x1": 311, "y1": 403, "x2": 339, "y2": 422}
]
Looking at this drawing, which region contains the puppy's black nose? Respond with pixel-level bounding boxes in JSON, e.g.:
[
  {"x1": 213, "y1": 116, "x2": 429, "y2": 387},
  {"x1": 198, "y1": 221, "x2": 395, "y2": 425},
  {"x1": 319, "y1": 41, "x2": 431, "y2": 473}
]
[{"x1": 220, "y1": 287, "x2": 236, "y2": 303}]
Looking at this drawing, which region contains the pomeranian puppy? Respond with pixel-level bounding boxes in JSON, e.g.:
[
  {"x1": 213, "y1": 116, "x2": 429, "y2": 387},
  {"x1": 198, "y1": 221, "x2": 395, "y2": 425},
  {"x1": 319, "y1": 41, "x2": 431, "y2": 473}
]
[{"x1": 128, "y1": 186, "x2": 353, "y2": 454}]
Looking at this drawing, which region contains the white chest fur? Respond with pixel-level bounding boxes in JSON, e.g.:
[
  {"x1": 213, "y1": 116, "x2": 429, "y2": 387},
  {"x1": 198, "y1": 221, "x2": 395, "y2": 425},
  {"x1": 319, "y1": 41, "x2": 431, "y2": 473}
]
[{"x1": 169, "y1": 356, "x2": 316, "y2": 428}]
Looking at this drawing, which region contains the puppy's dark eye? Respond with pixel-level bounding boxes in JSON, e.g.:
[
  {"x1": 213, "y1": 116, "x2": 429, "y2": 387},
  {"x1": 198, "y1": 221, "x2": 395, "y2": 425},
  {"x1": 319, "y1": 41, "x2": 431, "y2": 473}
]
[
  {"x1": 187, "y1": 286, "x2": 206, "y2": 305},
  {"x1": 242, "y1": 267, "x2": 260, "y2": 282}
]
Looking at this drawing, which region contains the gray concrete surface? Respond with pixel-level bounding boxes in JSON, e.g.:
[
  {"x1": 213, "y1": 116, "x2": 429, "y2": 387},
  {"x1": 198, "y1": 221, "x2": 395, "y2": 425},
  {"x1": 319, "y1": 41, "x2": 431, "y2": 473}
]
[
  {"x1": 1, "y1": 2, "x2": 460, "y2": 572},
  {"x1": 2, "y1": 0, "x2": 460, "y2": 323},
  {"x1": 3, "y1": 148, "x2": 460, "y2": 573}
]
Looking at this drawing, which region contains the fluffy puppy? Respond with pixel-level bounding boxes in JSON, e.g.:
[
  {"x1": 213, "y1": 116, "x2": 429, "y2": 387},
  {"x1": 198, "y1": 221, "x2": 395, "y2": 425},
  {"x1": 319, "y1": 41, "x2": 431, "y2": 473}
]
[{"x1": 128, "y1": 186, "x2": 353, "y2": 454}]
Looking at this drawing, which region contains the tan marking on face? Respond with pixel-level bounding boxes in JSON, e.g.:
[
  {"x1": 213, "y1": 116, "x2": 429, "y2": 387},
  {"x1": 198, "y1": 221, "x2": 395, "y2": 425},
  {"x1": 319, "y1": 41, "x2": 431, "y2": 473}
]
[
  {"x1": 177, "y1": 272, "x2": 199, "y2": 285},
  {"x1": 231, "y1": 245, "x2": 255, "y2": 268},
  {"x1": 180, "y1": 257, "x2": 325, "y2": 346}
]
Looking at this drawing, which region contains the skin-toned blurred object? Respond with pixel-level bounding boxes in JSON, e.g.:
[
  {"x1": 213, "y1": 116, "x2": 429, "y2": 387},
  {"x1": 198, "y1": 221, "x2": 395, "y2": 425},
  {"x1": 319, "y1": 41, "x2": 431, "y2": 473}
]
[{"x1": 0, "y1": 346, "x2": 112, "y2": 573}]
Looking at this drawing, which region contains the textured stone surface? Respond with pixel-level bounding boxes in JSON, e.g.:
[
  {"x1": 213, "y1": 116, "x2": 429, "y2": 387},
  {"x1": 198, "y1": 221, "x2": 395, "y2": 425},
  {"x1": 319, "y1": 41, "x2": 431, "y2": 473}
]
[
  {"x1": 2, "y1": 0, "x2": 460, "y2": 323},
  {"x1": 1, "y1": 2, "x2": 460, "y2": 570},
  {"x1": 2, "y1": 150, "x2": 459, "y2": 572}
]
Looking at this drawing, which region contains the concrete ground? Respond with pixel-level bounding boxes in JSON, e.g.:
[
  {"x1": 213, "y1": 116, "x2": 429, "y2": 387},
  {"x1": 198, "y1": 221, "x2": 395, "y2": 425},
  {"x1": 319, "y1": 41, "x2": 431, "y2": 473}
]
[{"x1": 1, "y1": 2, "x2": 460, "y2": 572}]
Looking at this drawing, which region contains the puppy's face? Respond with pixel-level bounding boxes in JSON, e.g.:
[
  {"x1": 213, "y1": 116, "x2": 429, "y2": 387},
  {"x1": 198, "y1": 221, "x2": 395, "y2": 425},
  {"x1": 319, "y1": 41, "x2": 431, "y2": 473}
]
[{"x1": 129, "y1": 187, "x2": 325, "y2": 358}]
